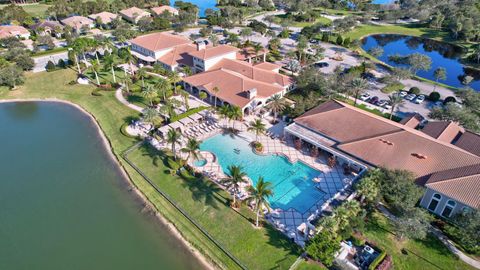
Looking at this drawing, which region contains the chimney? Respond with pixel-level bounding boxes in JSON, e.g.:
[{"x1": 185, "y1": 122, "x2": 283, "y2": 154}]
[
  {"x1": 247, "y1": 88, "x2": 257, "y2": 99},
  {"x1": 196, "y1": 40, "x2": 206, "y2": 51}
]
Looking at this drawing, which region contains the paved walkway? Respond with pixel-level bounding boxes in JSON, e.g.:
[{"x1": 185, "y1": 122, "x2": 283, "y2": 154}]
[
  {"x1": 377, "y1": 204, "x2": 480, "y2": 269},
  {"x1": 115, "y1": 88, "x2": 143, "y2": 112}
]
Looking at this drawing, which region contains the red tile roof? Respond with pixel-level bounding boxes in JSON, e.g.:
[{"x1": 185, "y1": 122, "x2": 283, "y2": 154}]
[
  {"x1": 130, "y1": 32, "x2": 191, "y2": 52},
  {"x1": 189, "y1": 45, "x2": 239, "y2": 60}
]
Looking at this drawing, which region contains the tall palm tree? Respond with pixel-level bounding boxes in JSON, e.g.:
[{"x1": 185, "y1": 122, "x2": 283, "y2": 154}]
[
  {"x1": 142, "y1": 107, "x2": 160, "y2": 125},
  {"x1": 218, "y1": 105, "x2": 230, "y2": 127},
  {"x1": 155, "y1": 78, "x2": 172, "y2": 101},
  {"x1": 247, "y1": 119, "x2": 266, "y2": 142},
  {"x1": 181, "y1": 138, "x2": 201, "y2": 162},
  {"x1": 90, "y1": 61, "x2": 100, "y2": 85},
  {"x1": 224, "y1": 165, "x2": 247, "y2": 207},
  {"x1": 103, "y1": 54, "x2": 117, "y2": 83},
  {"x1": 388, "y1": 94, "x2": 404, "y2": 120},
  {"x1": 253, "y1": 42, "x2": 264, "y2": 61},
  {"x1": 228, "y1": 105, "x2": 242, "y2": 130},
  {"x1": 166, "y1": 128, "x2": 182, "y2": 159},
  {"x1": 350, "y1": 77, "x2": 368, "y2": 106},
  {"x1": 212, "y1": 86, "x2": 220, "y2": 107},
  {"x1": 141, "y1": 85, "x2": 158, "y2": 106},
  {"x1": 180, "y1": 89, "x2": 190, "y2": 110},
  {"x1": 267, "y1": 94, "x2": 285, "y2": 122},
  {"x1": 137, "y1": 67, "x2": 147, "y2": 88},
  {"x1": 168, "y1": 71, "x2": 182, "y2": 95},
  {"x1": 247, "y1": 177, "x2": 273, "y2": 227}
]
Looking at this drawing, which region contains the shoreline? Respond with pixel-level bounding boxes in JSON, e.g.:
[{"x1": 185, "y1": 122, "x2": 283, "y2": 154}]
[{"x1": 0, "y1": 98, "x2": 215, "y2": 270}]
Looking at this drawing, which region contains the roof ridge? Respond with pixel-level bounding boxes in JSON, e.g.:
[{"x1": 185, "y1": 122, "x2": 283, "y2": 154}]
[{"x1": 338, "y1": 129, "x2": 405, "y2": 146}]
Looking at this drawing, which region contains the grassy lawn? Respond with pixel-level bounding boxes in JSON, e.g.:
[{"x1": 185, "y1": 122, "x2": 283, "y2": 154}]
[
  {"x1": 364, "y1": 212, "x2": 477, "y2": 270},
  {"x1": 294, "y1": 260, "x2": 326, "y2": 270},
  {"x1": 127, "y1": 144, "x2": 301, "y2": 270},
  {"x1": 275, "y1": 14, "x2": 332, "y2": 27},
  {"x1": 0, "y1": 3, "x2": 50, "y2": 18},
  {"x1": 0, "y1": 68, "x2": 300, "y2": 270}
]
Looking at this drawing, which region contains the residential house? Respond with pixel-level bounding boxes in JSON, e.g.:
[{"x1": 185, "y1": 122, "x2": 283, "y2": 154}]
[
  {"x1": 119, "y1": 7, "x2": 150, "y2": 24},
  {"x1": 30, "y1": 20, "x2": 63, "y2": 38},
  {"x1": 89, "y1": 11, "x2": 118, "y2": 28},
  {"x1": 0, "y1": 25, "x2": 31, "y2": 39},
  {"x1": 284, "y1": 100, "x2": 480, "y2": 218},
  {"x1": 60, "y1": 16, "x2": 94, "y2": 34},
  {"x1": 151, "y1": 5, "x2": 179, "y2": 16}
]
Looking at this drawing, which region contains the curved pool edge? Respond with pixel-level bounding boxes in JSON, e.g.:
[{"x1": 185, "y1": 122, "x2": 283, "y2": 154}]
[{"x1": 0, "y1": 98, "x2": 215, "y2": 270}]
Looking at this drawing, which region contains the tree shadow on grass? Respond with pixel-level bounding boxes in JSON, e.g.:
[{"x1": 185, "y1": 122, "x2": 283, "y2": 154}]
[
  {"x1": 179, "y1": 173, "x2": 226, "y2": 210},
  {"x1": 127, "y1": 94, "x2": 147, "y2": 106},
  {"x1": 264, "y1": 224, "x2": 302, "y2": 269},
  {"x1": 138, "y1": 142, "x2": 165, "y2": 168}
]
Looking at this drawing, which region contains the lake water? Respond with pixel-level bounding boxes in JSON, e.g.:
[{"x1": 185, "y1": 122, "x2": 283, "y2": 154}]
[
  {"x1": 172, "y1": 0, "x2": 218, "y2": 17},
  {"x1": 361, "y1": 34, "x2": 480, "y2": 90},
  {"x1": 0, "y1": 102, "x2": 204, "y2": 270}
]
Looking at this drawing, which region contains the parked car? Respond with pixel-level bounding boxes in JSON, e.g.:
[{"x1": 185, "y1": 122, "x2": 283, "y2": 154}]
[
  {"x1": 368, "y1": 96, "x2": 379, "y2": 104},
  {"x1": 377, "y1": 100, "x2": 388, "y2": 107},
  {"x1": 405, "y1": 94, "x2": 416, "y2": 101},
  {"x1": 314, "y1": 62, "x2": 329, "y2": 68},
  {"x1": 414, "y1": 95, "x2": 426, "y2": 104},
  {"x1": 310, "y1": 39, "x2": 318, "y2": 44},
  {"x1": 399, "y1": 91, "x2": 408, "y2": 97},
  {"x1": 383, "y1": 102, "x2": 392, "y2": 110},
  {"x1": 359, "y1": 93, "x2": 371, "y2": 101},
  {"x1": 219, "y1": 39, "x2": 229, "y2": 44}
]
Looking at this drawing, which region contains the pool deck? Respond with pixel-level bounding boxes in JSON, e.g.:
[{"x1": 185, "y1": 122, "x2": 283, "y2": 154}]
[{"x1": 179, "y1": 118, "x2": 358, "y2": 246}]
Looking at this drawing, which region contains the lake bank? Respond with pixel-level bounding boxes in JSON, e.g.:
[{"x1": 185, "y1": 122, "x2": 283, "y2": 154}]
[{"x1": 0, "y1": 99, "x2": 212, "y2": 270}]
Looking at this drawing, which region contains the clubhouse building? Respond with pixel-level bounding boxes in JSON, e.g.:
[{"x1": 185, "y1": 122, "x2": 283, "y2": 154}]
[{"x1": 285, "y1": 100, "x2": 480, "y2": 218}]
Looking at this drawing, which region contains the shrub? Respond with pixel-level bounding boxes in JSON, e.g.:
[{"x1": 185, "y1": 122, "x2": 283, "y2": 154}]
[
  {"x1": 120, "y1": 122, "x2": 138, "y2": 138},
  {"x1": 343, "y1": 37, "x2": 351, "y2": 46},
  {"x1": 336, "y1": 35, "x2": 344, "y2": 45},
  {"x1": 91, "y1": 89, "x2": 103, "y2": 96},
  {"x1": 382, "y1": 82, "x2": 404, "y2": 94},
  {"x1": 57, "y1": 59, "x2": 66, "y2": 69},
  {"x1": 408, "y1": 87, "x2": 420, "y2": 95},
  {"x1": 306, "y1": 230, "x2": 340, "y2": 267},
  {"x1": 428, "y1": 91, "x2": 441, "y2": 101},
  {"x1": 444, "y1": 96, "x2": 456, "y2": 104},
  {"x1": 376, "y1": 255, "x2": 392, "y2": 270},
  {"x1": 166, "y1": 157, "x2": 181, "y2": 171},
  {"x1": 278, "y1": 29, "x2": 289, "y2": 38},
  {"x1": 251, "y1": 141, "x2": 264, "y2": 152},
  {"x1": 321, "y1": 32, "x2": 329, "y2": 42},
  {"x1": 368, "y1": 251, "x2": 387, "y2": 270},
  {"x1": 45, "y1": 60, "x2": 56, "y2": 72}
]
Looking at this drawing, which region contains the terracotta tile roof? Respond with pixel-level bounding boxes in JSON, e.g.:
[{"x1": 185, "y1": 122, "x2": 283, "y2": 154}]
[
  {"x1": 425, "y1": 165, "x2": 480, "y2": 208},
  {"x1": 119, "y1": 7, "x2": 149, "y2": 19},
  {"x1": 130, "y1": 32, "x2": 191, "y2": 52},
  {"x1": 454, "y1": 131, "x2": 480, "y2": 157},
  {"x1": 422, "y1": 121, "x2": 464, "y2": 143},
  {"x1": 0, "y1": 25, "x2": 30, "y2": 38},
  {"x1": 211, "y1": 59, "x2": 293, "y2": 87},
  {"x1": 293, "y1": 100, "x2": 480, "y2": 209},
  {"x1": 151, "y1": 6, "x2": 179, "y2": 15},
  {"x1": 89, "y1": 11, "x2": 118, "y2": 24},
  {"x1": 157, "y1": 43, "x2": 196, "y2": 67},
  {"x1": 254, "y1": 62, "x2": 281, "y2": 71},
  {"x1": 183, "y1": 68, "x2": 284, "y2": 108},
  {"x1": 399, "y1": 113, "x2": 423, "y2": 129},
  {"x1": 30, "y1": 20, "x2": 63, "y2": 31},
  {"x1": 189, "y1": 45, "x2": 239, "y2": 60},
  {"x1": 60, "y1": 16, "x2": 93, "y2": 29}
]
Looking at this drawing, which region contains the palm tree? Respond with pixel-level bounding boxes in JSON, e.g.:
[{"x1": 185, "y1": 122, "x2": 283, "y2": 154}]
[
  {"x1": 224, "y1": 165, "x2": 247, "y2": 207},
  {"x1": 247, "y1": 177, "x2": 273, "y2": 227},
  {"x1": 137, "y1": 67, "x2": 147, "y2": 88},
  {"x1": 142, "y1": 107, "x2": 160, "y2": 125},
  {"x1": 181, "y1": 138, "x2": 201, "y2": 162},
  {"x1": 218, "y1": 105, "x2": 230, "y2": 127},
  {"x1": 228, "y1": 105, "x2": 242, "y2": 130},
  {"x1": 141, "y1": 85, "x2": 158, "y2": 106},
  {"x1": 212, "y1": 86, "x2": 220, "y2": 107},
  {"x1": 166, "y1": 128, "x2": 182, "y2": 159},
  {"x1": 90, "y1": 61, "x2": 100, "y2": 85},
  {"x1": 180, "y1": 89, "x2": 190, "y2": 110},
  {"x1": 267, "y1": 95, "x2": 285, "y2": 122},
  {"x1": 103, "y1": 54, "x2": 117, "y2": 83},
  {"x1": 155, "y1": 78, "x2": 172, "y2": 101},
  {"x1": 350, "y1": 77, "x2": 368, "y2": 106},
  {"x1": 388, "y1": 94, "x2": 404, "y2": 120},
  {"x1": 168, "y1": 71, "x2": 182, "y2": 95},
  {"x1": 209, "y1": 34, "x2": 219, "y2": 47},
  {"x1": 247, "y1": 119, "x2": 266, "y2": 142},
  {"x1": 433, "y1": 67, "x2": 447, "y2": 92},
  {"x1": 253, "y1": 42, "x2": 264, "y2": 61}
]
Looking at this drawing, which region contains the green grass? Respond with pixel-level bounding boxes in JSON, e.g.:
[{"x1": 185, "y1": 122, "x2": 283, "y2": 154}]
[
  {"x1": 294, "y1": 260, "x2": 326, "y2": 270},
  {"x1": 0, "y1": 68, "x2": 300, "y2": 270},
  {"x1": 127, "y1": 145, "x2": 301, "y2": 270},
  {"x1": 275, "y1": 14, "x2": 331, "y2": 27},
  {"x1": 171, "y1": 106, "x2": 208, "y2": 122},
  {"x1": 0, "y1": 3, "x2": 51, "y2": 18},
  {"x1": 364, "y1": 212, "x2": 477, "y2": 270},
  {"x1": 32, "y1": 47, "x2": 68, "y2": 57}
]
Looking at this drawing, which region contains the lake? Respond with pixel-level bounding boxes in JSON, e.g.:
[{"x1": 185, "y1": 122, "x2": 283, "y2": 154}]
[
  {"x1": 361, "y1": 34, "x2": 480, "y2": 90},
  {"x1": 172, "y1": 0, "x2": 218, "y2": 17},
  {"x1": 0, "y1": 102, "x2": 204, "y2": 270}
]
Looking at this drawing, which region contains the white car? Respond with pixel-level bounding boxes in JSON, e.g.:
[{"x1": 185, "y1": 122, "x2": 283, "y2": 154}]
[
  {"x1": 405, "y1": 94, "x2": 416, "y2": 101},
  {"x1": 383, "y1": 103, "x2": 392, "y2": 110},
  {"x1": 399, "y1": 91, "x2": 408, "y2": 97},
  {"x1": 415, "y1": 95, "x2": 426, "y2": 104},
  {"x1": 359, "y1": 93, "x2": 371, "y2": 101},
  {"x1": 377, "y1": 100, "x2": 388, "y2": 107}
]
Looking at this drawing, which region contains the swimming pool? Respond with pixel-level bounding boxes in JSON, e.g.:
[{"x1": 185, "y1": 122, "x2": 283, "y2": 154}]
[{"x1": 200, "y1": 134, "x2": 331, "y2": 213}]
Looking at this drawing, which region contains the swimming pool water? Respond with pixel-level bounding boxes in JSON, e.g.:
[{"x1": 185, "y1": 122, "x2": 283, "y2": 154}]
[
  {"x1": 194, "y1": 159, "x2": 207, "y2": 167},
  {"x1": 200, "y1": 134, "x2": 327, "y2": 213}
]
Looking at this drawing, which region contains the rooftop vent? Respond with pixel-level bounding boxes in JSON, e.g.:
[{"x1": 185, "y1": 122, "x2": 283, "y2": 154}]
[
  {"x1": 379, "y1": 138, "x2": 394, "y2": 146},
  {"x1": 411, "y1": 153, "x2": 428, "y2": 159}
]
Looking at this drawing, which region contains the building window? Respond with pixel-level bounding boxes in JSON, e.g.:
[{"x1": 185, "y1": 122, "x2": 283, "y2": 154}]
[
  {"x1": 428, "y1": 193, "x2": 441, "y2": 212},
  {"x1": 442, "y1": 200, "x2": 456, "y2": 218}
]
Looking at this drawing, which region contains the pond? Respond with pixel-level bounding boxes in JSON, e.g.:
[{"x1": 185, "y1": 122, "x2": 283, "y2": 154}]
[
  {"x1": 172, "y1": 0, "x2": 217, "y2": 17},
  {"x1": 0, "y1": 102, "x2": 204, "y2": 270},
  {"x1": 361, "y1": 34, "x2": 480, "y2": 90}
]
